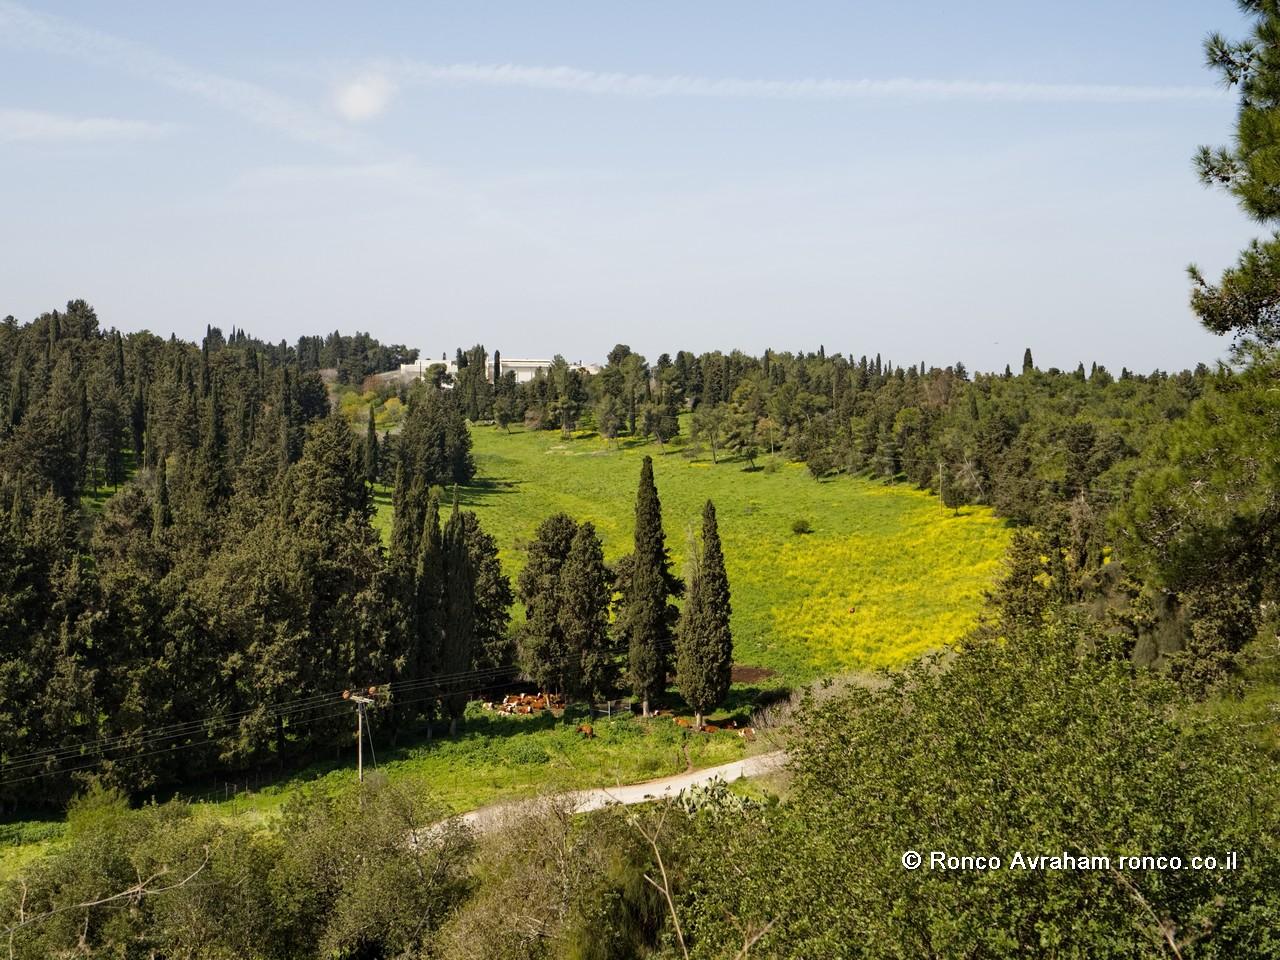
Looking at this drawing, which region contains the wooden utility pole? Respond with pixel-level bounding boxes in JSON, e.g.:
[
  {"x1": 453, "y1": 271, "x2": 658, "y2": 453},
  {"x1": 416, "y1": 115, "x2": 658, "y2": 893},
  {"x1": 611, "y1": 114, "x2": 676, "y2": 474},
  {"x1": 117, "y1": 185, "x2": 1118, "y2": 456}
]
[{"x1": 343, "y1": 688, "x2": 377, "y2": 784}]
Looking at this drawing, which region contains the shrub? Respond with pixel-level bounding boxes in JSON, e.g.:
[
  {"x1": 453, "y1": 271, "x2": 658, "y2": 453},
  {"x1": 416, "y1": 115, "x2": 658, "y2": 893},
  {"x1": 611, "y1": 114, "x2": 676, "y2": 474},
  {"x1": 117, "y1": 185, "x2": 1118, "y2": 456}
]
[
  {"x1": 791, "y1": 517, "x2": 813, "y2": 535},
  {"x1": 503, "y1": 738, "x2": 550, "y2": 765},
  {"x1": 670, "y1": 620, "x2": 1280, "y2": 957}
]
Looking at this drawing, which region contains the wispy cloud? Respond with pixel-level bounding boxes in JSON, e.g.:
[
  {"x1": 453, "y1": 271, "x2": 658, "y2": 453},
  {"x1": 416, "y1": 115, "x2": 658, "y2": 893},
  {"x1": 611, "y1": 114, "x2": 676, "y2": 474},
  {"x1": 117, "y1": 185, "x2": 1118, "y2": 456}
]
[
  {"x1": 385, "y1": 61, "x2": 1226, "y2": 105},
  {"x1": 0, "y1": 107, "x2": 168, "y2": 142},
  {"x1": 333, "y1": 74, "x2": 397, "y2": 121},
  {"x1": 0, "y1": 1, "x2": 371, "y2": 154}
]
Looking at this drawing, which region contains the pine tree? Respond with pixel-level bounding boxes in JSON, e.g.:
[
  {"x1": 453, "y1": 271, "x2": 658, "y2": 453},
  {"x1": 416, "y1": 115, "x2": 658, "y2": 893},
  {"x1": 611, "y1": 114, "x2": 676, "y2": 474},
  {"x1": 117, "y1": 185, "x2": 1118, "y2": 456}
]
[
  {"x1": 557, "y1": 521, "x2": 613, "y2": 705},
  {"x1": 625, "y1": 456, "x2": 680, "y2": 715},
  {"x1": 676, "y1": 501, "x2": 733, "y2": 728}
]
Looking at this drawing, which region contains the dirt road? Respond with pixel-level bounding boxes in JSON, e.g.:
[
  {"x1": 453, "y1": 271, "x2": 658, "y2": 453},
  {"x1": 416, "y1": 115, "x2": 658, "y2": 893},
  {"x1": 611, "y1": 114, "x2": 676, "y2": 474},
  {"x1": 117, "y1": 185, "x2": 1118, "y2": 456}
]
[{"x1": 456, "y1": 750, "x2": 788, "y2": 833}]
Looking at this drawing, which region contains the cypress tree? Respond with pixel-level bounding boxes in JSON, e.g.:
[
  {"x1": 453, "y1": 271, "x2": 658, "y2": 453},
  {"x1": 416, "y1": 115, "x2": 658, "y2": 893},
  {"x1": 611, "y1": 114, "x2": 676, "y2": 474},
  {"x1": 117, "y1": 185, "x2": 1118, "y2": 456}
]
[
  {"x1": 390, "y1": 464, "x2": 424, "y2": 567},
  {"x1": 151, "y1": 455, "x2": 171, "y2": 539},
  {"x1": 8, "y1": 362, "x2": 24, "y2": 428},
  {"x1": 112, "y1": 331, "x2": 125, "y2": 388},
  {"x1": 676, "y1": 500, "x2": 733, "y2": 728},
  {"x1": 557, "y1": 521, "x2": 613, "y2": 705},
  {"x1": 364, "y1": 406, "x2": 379, "y2": 485},
  {"x1": 441, "y1": 497, "x2": 475, "y2": 735},
  {"x1": 279, "y1": 369, "x2": 295, "y2": 468},
  {"x1": 625, "y1": 456, "x2": 679, "y2": 716},
  {"x1": 413, "y1": 493, "x2": 444, "y2": 735},
  {"x1": 460, "y1": 511, "x2": 514, "y2": 670},
  {"x1": 517, "y1": 513, "x2": 578, "y2": 697},
  {"x1": 130, "y1": 377, "x2": 145, "y2": 462},
  {"x1": 1022, "y1": 348, "x2": 1035, "y2": 375}
]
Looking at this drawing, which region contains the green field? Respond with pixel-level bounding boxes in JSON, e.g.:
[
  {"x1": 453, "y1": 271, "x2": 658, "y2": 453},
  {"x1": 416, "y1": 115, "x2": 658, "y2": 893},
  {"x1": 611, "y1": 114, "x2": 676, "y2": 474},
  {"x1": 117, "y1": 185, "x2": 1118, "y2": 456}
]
[
  {"x1": 1, "y1": 706, "x2": 748, "y2": 880},
  {"x1": 378, "y1": 423, "x2": 1010, "y2": 681}
]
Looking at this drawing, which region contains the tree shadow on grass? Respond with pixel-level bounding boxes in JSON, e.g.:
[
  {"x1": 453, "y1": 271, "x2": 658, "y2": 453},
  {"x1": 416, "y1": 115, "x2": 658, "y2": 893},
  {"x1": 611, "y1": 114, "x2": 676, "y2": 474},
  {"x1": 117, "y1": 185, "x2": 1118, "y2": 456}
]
[{"x1": 454, "y1": 476, "x2": 525, "y2": 508}]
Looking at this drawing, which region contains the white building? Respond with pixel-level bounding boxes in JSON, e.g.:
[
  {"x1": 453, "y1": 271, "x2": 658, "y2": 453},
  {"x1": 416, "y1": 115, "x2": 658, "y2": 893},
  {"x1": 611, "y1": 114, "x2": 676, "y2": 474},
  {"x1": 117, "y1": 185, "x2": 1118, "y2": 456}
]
[
  {"x1": 496, "y1": 358, "x2": 554, "y2": 383},
  {"x1": 395, "y1": 354, "x2": 600, "y2": 385}
]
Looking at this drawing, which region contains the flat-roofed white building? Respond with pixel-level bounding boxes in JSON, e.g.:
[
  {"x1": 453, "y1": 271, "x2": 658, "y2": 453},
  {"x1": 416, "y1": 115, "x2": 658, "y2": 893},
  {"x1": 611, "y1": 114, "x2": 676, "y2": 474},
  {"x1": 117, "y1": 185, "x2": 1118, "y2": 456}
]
[
  {"x1": 497, "y1": 358, "x2": 554, "y2": 383},
  {"x1": 393, "y1": 354, "x2": 599, "y2": 385}
]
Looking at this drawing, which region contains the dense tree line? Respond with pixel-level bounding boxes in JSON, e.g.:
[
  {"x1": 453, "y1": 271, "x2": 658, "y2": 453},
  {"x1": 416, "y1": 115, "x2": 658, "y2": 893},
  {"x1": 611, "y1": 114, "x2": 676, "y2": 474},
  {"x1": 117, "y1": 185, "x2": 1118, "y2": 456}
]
[
  {"x1": 294, "y1": 329, "x2": 418, "y2": 385},
  {"x1": 0, "y1": 308, "x2": 493, "y2": 809}
]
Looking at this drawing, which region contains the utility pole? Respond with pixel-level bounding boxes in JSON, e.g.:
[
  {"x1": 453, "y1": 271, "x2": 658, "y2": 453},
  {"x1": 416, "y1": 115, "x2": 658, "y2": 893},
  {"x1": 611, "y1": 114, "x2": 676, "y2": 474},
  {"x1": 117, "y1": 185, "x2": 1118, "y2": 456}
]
[{"x1": 343, "y1": 687, "x2": 377, "y2": 784}]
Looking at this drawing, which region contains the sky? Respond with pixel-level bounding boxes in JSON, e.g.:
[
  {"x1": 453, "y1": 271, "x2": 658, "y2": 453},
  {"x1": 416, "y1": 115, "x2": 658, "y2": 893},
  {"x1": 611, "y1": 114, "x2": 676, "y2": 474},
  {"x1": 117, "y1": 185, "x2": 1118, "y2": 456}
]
[{"x1": 0, "y1": 1, "x2": 1260, "y2": 372}]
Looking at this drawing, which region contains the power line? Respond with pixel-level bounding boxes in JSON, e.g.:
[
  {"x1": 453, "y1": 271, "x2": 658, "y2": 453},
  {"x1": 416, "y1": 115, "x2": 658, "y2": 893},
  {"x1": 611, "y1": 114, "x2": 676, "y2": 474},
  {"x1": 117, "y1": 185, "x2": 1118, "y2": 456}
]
[
  {"x1": 0, "y1": 658, "x2": 535, "y2": 776},
  {"x1": 0, "y1": 636, "x2": 680, "y2": 787}
]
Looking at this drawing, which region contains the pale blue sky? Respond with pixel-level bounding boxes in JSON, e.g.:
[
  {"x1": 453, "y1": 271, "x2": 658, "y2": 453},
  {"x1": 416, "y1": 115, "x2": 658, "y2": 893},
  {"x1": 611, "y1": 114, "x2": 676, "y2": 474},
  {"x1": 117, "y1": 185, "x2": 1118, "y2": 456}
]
[{"x1": 0, "y1": 1, "x2": 1257, "y2": 371}]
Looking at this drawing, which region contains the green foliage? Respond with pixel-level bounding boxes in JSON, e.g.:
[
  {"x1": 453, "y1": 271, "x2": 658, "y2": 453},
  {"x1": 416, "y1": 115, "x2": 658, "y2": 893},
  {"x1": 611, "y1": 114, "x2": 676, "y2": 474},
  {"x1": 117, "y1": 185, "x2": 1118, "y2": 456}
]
[
  {"x1": 0, "y1": 779, "x2": 471, "y2": 959},
  {"x1": 1190, "y1": 6, "x2": 1280, "y2": 347},
  {"x1": 517, "y1": 512, "x2": 580, "y2": 695},
  {"x1": 1116, "y1": 358, "x2": 1280, "y2": 685},
  {"x1": 669, "y1": 620, "x2": 1280, "y2": 958},
  {"x1": 442, "y1": 498, "x2": 477, "y2": 726},
  {"x1": 397, "y1": 382, "x2": 475, "y2": 487},
  {"x1": 435, "y1": 800, "x2": 662, "y2": 960},
  {"x1": 558, "y1": 521, "x2": 615, "y2": 702},
  {"x1": 790, "y1": 517, "x2": 813, "y2": 535},
  {"x1": 623, "y1": 456, "x2": 682, "y2": 713},
  {"x1": 676, "y1": 501, "x2": 733, "y2": 723},
  {"x1": 419, "y1": 423, "x2": 1008, "y2": 679}
]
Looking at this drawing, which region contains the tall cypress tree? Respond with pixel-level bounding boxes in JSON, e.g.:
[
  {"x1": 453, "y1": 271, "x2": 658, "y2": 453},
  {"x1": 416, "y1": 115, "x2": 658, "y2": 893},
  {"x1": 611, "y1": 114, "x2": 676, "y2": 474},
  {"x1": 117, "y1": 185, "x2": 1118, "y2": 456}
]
[
  {"x1": 151, "y1": 455, "x2": 171, "y2": 540},
  {"x1": 557, "y1": 521, "x2": 613, "y2": 705},
  {"x1": 412, "y1": 493, "x2": 444, "y2": 734},
  {"x1": 460, "y1": 511, "x2": 514, "y2": 670},
  {"x1": 625, "y1": 456, "x2": 680, "y2": 716},
  {"x1": 441, "y1": 497, "x2": 475, "y2": 735},
  {"x1": 364, "y1": 406, "x2": 379, "y2": 485},
  {"x1": 676, "y1": 500, "x2": 733, "y2": 728},
  {"x1": 130, "y1": 377, "x2": 145, "y2": 463},
  {"x1": 390, "y1": 465, "x2": 424, "y2": 567},
  {"x1": 517, "y1": 512, "x2": 578, "y2": 697}
]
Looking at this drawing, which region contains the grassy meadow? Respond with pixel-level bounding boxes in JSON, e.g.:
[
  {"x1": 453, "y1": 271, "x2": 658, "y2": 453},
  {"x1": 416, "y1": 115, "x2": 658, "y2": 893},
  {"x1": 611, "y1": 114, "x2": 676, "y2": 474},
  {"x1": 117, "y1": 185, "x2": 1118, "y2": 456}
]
[
  {"x1": 1, "y1": 706, "x2": 749, "y2": 880},
  {"x1": 377, "y1": 422, "x2": 1010, "y2": 681}
]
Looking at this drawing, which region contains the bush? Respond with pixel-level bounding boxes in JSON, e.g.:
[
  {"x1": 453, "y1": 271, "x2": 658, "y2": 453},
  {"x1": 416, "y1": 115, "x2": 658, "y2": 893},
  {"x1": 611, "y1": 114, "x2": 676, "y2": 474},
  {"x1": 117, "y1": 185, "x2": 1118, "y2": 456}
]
[
  {"x1": 503, "y1": 737, "x2": 550, "y2": 765},
  {"x1": 670, "y1": 620, "x2": 1280, "y2": 957},
  {"x1": 791, "y1": 517, "x2": 813, "y2": 535}
]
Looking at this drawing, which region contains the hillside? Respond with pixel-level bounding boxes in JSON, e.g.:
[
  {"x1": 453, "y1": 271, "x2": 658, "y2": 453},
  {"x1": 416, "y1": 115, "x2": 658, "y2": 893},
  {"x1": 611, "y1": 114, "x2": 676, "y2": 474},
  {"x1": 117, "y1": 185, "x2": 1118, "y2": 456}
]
[{"x1": 377, "y1": 422, "x2": 1010, "y2": 680}]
